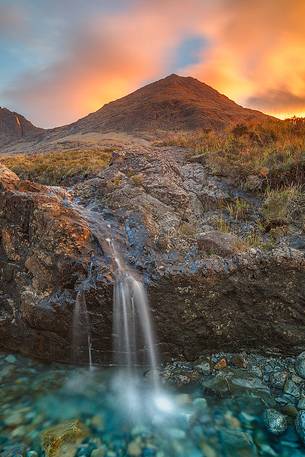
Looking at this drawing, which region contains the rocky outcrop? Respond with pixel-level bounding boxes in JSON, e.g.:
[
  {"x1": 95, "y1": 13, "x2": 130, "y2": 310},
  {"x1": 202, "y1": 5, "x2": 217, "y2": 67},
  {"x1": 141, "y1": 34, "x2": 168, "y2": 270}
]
[
  {"x1": 0, "y1": 107, "x2": 42, "y2": 148},
  {"x1": 0, "y1": 145, "x2": 305, "y2": 364}
]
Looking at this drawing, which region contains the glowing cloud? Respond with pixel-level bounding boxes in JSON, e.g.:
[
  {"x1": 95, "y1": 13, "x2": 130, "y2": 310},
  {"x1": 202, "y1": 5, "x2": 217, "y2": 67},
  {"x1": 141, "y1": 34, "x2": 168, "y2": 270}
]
[{"x1": 1, "y1": 0, "x2": 305, "y2": 126}]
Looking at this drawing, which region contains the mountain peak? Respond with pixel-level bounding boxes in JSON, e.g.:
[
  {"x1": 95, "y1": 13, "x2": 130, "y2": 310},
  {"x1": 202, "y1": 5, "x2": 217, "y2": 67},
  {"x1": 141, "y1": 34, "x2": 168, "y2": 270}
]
[{"x1": 73, "y1": 74, "x2": 271, "y2": 133}]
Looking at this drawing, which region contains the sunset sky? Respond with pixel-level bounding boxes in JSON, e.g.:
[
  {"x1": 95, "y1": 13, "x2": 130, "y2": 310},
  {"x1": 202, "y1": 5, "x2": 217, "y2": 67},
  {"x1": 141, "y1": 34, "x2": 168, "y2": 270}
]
[{"x1": 1, "y1": 0, "x2": 305, "y2": 128}]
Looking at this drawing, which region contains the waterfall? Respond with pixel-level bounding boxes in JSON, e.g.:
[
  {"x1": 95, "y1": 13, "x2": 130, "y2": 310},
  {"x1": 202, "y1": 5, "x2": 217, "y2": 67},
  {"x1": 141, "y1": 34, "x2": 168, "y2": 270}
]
[
  {"x1": 71, "y1": 205, "x2": 159, "y2": 388},
  {"x1": 107, "y1": 237, "x2": 159, "y2": 389},
  {"x1": 72, "y1": 262, "x2": 93, "y2": 370}
]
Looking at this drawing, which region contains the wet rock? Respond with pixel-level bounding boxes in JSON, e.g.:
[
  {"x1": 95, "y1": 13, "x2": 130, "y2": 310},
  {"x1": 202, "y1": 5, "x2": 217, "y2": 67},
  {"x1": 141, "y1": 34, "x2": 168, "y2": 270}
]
[
  {"x1": 283, "y1": 379, "x2": 300, "y2": 398},
  {"x1": 195, "y1": 361, "x2": 211, "y2": 376},
  {"x1": 5, "y1": 354, "x2": 17, "y2": 363},
  {"x1": 41, "y1": 419, "x2": 89, "y2": 457},
  {"x1": 269, "y1": 371, "x2": 288, "y2": 389},
  {"x1": 202, "y1": 370, "x2": 269, "y2": 398},
  {"x1": 231, "y1": 354, "x2": 247, "y2": 369},
  {"x1": 193, "y1": 397, "x2": 208, "y2": 412},
  {"x1": 4, "y1": 411, "x2": 26, "y2": 426},
  {"x1": 127, "y1": 439, "x2": 142, "y2": 456},
  {"x1": 275, "y1": 394, "x2": 297, "y2": 406},
  {"x1": 161, "y1": 362, "x2": 201, "y2": 387},
  {"x1": 295, "y1": 355, "x2": 305, "y2": 379},
  {"x1": 263, "y1": 409, "x2": 288, "y2": 435},
  {"x1": 214, "y1": 358, "x2": 227, "y2": 370},
  {"x1": 297, "y1": 398, "x2": 305, "y2": 410},
  {"x1": 0, "y1": 444, "x2": 27, "y2": 457},
  {"x1": 281, "y1": 405, "x2": 298, "y2": 417},
  {"x1": 91, "y1": 449, "x2": 106, "y2": 457},
  {"x1": 295, "y1": 411, "x2": 305, "y2": 444},
  {"x1": 219, "y1": 428, "x2": 257, "y2": 456}
]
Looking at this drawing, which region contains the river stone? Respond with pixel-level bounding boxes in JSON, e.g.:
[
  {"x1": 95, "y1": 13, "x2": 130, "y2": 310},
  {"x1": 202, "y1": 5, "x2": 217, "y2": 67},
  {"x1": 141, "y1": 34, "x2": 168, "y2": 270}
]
[
  {"x1": 231, "y1": 354, "x2": 247, "y2": 369},
  {"x1": 295, "y1": 357, "x2": 305, "y2": 379},
  {"x1": 127, "y1": 440, "x2": 142, "y2": 456},
  {"x1": 297, "y1": 398, "x2": 305, "y2": 410},
  {"x1": 91, "y1": 449, "x2": 106, "y2": 457},
  {"x1": 214, "y1": 358, "x2": 227, "y2": 370},
  {"x1": 202, "y1": 370, "x2": 269, "y2": 398},
  {"x1": 41, "y1": 419, "x2": 89, "y2": 457},
  {"x1": 283, "y1": 379, "x2": 301, "y2": 398},
  {"x1": 295, "y1": 411, "x2": 305, "y2": 444},
  {"x1": 269, "y1": 371, "x2": 288, "y2": 389},
  {"x1": 1, "y1": 445, "x2": 27, "y2": 457},
  {"x1": 219, "y1": 428, "x2": 257, "y2": 456},
  {"x1": 5, "y1": 354, "x2": 17, "y2": 363},
  {"x1": 195, "y1": 361, "x2": 211, "y2": 375},
  {"x1": 263, "y1": 409, "x2": 288, "y2": 435}
]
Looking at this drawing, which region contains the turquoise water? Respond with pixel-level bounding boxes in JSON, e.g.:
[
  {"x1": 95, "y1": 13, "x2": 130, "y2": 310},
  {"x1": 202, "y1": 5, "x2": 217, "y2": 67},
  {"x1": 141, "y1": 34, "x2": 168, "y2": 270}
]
[{"x1": 1, "y1": 353, "x2": 305, "y2": 457}]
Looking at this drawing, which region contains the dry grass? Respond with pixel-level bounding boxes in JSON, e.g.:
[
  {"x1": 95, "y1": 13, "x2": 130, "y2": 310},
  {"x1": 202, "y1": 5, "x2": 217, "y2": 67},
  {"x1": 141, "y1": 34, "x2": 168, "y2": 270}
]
[
  {"x1": 262, "y1": 184, "x2": 305, "y2": 227},
  {"x1": 130, "y1": 173, "x2": 144, "y2": 187},
  {"x1": 162, "y1": 118, "x2": 305, "y2": 190},
  {"x1": 0, "y1": 148, "x2": 114, "y2": 186},
  {"x1": 226, "y1": 198, "x2": 250, "y2": 220},
  {"x1": 214, "y1": 216, "x2": 231, "y2": 233}
]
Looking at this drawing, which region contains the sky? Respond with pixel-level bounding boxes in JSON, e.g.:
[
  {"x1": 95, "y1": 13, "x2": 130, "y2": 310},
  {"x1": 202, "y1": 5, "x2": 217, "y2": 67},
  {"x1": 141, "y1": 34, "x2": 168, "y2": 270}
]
[{"x1": 1, "y1": 0, "x2": 305, "y2": 128}]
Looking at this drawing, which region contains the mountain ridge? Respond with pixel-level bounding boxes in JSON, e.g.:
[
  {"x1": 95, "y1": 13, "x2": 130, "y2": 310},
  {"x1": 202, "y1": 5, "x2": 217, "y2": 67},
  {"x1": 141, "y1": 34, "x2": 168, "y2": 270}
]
[
  {"x1": 0, "y1": 74, "x2": 275, "y2": 150},
  {"x1": 66, "y1": 73, "x2": 272, "y2": 134}
]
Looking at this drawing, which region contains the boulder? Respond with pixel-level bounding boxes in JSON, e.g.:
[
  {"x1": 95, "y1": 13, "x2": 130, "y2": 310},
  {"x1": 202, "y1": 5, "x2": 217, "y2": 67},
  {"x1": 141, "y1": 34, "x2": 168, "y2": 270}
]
[
  {"x1": 263, "y1": 409, "x2": 288, "y2": 435},
  {"x1": 295, "y1": 354, "x2": 305, "y2": 379},
  {"x1": 197, "y1": 230, "x2": 244, "y2": 256},
  {"x1": 296, "y1": 411, "x2": 305, "y2": 444},
  {"x1": 41, "y1": 419, "x2": 89, "y2": 457}
]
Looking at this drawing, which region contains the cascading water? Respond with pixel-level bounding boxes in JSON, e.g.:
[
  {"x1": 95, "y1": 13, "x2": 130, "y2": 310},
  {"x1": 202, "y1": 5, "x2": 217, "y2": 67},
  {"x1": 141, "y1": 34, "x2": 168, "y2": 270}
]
[
  {"x1": 70, "y1": 204, "x2": 172, "y2": 417},
  {"x1": 107, "y1": 236, "x2": 159, "y2": 390},
  {"x1": 71, "y1": 205, "x2": 159, "y2": 391},
  {"x1": 72, "y1": 261, "x2": 94, "y2": 370}
]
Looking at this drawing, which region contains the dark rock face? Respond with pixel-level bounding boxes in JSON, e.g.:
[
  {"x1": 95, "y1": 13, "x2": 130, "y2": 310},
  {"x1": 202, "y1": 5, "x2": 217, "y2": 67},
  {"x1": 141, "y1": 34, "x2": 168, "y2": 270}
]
[{"x1": 0, "y1": 145, "x2": 305, "y2": 365}]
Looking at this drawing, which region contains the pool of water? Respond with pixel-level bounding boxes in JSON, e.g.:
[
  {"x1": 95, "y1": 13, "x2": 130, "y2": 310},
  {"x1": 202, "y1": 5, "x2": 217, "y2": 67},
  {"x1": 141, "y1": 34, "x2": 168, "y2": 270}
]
[{"x1": 1, "y1": 353, "x2": 305, "y2": 457}]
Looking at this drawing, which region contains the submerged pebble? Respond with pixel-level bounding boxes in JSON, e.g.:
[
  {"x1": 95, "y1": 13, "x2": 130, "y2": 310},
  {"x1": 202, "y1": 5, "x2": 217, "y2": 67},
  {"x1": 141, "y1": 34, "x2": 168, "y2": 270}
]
[{"x1": 263, "y1": 409, "x2": 288, "y2": 435}]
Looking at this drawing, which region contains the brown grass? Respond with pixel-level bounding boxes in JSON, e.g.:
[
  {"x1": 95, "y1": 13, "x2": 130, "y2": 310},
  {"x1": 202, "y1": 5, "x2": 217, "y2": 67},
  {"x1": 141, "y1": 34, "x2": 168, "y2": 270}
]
[
  {"x1": 0, "y1": 148, "x2": 114, "y2": 186},
  {"x1": 262, "y1": 184, "x2": 305, "y2": 227},
  {"x1": 161, "y1": 118, "x2": 305, "y2": 190}
]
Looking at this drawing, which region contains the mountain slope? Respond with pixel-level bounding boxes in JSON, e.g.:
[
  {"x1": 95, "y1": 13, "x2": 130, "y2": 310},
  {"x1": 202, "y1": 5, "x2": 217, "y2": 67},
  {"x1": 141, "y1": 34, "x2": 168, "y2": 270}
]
[
  {"x1": 0, "y1": 107, "x2": 42, "y2": 147},
  {"x1": 68, "y1": 74, "x2": 272, "y2": 134}
]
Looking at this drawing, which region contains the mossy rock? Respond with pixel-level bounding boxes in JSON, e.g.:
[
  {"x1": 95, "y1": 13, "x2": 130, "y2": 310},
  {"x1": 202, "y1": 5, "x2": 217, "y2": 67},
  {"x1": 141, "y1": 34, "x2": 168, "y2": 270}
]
[{"x1": 41, "y1": 419, "x2": 89, "y2": 457}]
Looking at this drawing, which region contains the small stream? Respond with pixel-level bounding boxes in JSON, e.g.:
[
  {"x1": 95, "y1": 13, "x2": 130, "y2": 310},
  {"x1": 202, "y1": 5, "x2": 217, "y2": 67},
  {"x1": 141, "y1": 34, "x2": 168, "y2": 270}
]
[{"x1": 1, "y1": 352, "x2": 305, "y2": 456}]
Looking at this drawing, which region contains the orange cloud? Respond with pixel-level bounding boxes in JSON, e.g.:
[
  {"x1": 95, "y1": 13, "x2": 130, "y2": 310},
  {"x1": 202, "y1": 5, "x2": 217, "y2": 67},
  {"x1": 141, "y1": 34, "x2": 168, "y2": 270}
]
[
  {"x1": 3, "y1": 0, "x2": 305, "y2": 126},
  {"x1": 185, "y1": 0, "x2": 305, "y2": 118}
]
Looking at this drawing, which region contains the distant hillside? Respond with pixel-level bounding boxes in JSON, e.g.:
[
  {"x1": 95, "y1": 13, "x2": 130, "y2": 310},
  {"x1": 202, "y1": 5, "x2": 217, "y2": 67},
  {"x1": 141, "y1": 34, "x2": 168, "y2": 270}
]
[
  {"x1": 0, "y1": 107, "x2": 42, "y2": 147},
  {"x1": 0, "y1": 74, "x2": 275, "y2": 152},
  {"x1": 66, "y1": 74, "x2": 272, "y2": 134}
]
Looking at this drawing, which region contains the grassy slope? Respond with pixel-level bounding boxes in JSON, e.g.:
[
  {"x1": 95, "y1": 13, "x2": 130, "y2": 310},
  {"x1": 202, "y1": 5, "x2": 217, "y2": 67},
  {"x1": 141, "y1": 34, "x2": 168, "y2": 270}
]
[
  {"x1": 161, "y1": 118, "x2": 305, "y2": 247},
  {"x1": 0, "y1": 148, "x2": 114, "y2": 186},
  {"x1": 161, "y1": 118, "x2": 305, "y2": 189}
]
